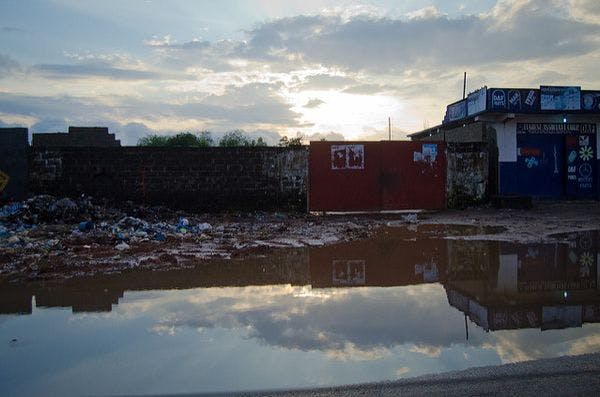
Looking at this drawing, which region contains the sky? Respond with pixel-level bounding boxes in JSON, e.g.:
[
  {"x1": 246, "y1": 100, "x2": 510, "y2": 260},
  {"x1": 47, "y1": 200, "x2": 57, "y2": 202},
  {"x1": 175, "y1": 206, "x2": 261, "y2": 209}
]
[{"x1": 1, "y1": 0, "x2": 600, "y2": 145}]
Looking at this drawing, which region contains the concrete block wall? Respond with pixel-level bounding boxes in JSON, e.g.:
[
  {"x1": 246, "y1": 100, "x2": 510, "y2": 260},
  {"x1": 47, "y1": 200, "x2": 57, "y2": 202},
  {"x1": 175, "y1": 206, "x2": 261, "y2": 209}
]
[
  {"x1": 0, "y1": 128, "x2": 29, "y2": 201},
  {"x1": 29, "y1": 146, "x2": 308, "y2": 212},
  {"x1": 32, "y1": 127, "x2": 121, "y2": 147}
]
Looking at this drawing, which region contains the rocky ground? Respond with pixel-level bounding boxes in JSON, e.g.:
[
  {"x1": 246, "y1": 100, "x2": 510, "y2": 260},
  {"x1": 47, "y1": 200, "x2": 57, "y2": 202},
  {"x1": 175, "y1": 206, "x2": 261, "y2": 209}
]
[{"x1": 1, "y1": 195, "x2": 599, "y2": 282}]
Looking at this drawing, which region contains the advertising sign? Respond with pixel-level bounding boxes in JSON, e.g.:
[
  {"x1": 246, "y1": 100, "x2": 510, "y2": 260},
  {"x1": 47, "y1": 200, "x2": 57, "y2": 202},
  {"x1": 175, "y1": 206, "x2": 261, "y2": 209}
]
[
  {"x1": 467, "y1": 87, "x2": 487, "y2": 116},
  {"x1": 541, "y1": 86, "x2": 581, "y2": 110},
  {"x1": 488, "y1": 88, "x2": 540, "y2": 112},
  {"x1": 581, "y1": 91, "x2": 600, "y2": 112},
  {"x1": 331, "y1": 144, "x2": 364, "y2": 170},
  {"x1": 566, "y1": 134, "x2": 596, "y2": 196},
  {"x1": 516, "y1": 123, "x2": 596, "y2": 135},
  {"x1": 445, "y1": 99, "x2": 467, "y2": 122}
]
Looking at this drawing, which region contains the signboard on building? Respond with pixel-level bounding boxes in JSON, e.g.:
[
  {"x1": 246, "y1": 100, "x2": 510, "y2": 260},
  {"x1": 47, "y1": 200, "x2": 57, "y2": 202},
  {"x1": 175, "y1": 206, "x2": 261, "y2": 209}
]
[
  {"x1": 467, "y1": 87, "x2": 487, "y2": 116},
  {"x1": 488, "y1": 88, "x2": 540, "y2": 112},
  {"x1": 516, "y1": 123, "x2": 596, "y2": 135},
  {"x1": 445, "y1": 99, "x2": 467, "y2": 122},
  {"x1": 581, "y1": 91, "x2": 600, "y2": 112},
  {"x1": 566, "y1": 134, "x2": 596, "y2": 196},
  {"x1": 540, "y1": 86, "x2": 581, "y2": 110}
]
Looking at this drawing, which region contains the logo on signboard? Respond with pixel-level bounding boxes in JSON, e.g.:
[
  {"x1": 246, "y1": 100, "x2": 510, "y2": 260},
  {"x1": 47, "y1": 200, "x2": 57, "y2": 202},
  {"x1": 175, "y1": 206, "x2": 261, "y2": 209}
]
[
  {"x1": 525, "y1": 90, "x2": 537, "y2": 107},
  {"x1": 579, "y1": 135, "x2": 590, "y2": 146},
  {"x1": 492, "y1": 90, "x2": 506, "y2": 109},
  {"x1": 579, "y1": 146, "x2": 594, "y2": 161},
  {"x1": 579, "y1": 163, "x2": 592, "y2": 178},
  {"x1": 508, "y1": 90, "x2": 521, "y2": 110}
]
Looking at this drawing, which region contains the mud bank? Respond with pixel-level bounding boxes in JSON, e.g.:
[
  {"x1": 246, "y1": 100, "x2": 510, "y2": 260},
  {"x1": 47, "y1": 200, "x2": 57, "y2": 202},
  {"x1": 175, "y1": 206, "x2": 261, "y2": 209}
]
[{"x1": 1, "y1": 196, "x2": 599, "y2": 282}]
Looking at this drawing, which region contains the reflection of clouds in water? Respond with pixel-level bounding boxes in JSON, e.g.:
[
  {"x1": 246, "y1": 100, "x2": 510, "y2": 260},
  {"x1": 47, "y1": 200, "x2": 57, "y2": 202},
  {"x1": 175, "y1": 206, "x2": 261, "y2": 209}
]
[
  {"x1": 324, "y1": 343, "x2": 391, "y2": 362},
  {"x1": 116, "y1": 284, "x2": 475, "y2": 358},
  {"x1": 484, "y1": 327, "x2": 600, "y2": 364},
  {"x1": 569, "y1": 334, "x2": 600, "y2": 355},
  {"x1": 410, "y1": 344, "x2": 442, "y2": 358},
  {"x1": 113, "y1": 285, "x2": 600, "y2": 363}
]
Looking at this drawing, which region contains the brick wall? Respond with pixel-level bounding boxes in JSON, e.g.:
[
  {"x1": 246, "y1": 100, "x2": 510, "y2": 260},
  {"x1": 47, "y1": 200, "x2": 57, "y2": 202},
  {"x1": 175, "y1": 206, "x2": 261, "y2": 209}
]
[
  {"x1": 29, "y1": 146, "x2": 308, "y2": 211},
  {"x1": 0, "y1": 128, "x2": 29, "y2": 201},
  {"x1": 446, "y1": 142, "x2": 489, "y2": 208}
]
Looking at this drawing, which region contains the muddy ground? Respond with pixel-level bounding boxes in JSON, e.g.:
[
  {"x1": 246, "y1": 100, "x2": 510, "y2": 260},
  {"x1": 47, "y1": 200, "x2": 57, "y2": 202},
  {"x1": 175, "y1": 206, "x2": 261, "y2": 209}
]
[{"x1": 1, "y1": 197, "x2": 599, "y2": 282}]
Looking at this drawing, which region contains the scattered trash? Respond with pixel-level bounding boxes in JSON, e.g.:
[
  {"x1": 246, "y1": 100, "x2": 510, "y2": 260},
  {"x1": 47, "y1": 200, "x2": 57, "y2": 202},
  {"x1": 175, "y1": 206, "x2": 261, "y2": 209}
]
[
  {"x1": 115, "y1": 242, "x2": 130, "y2": 251},
  {"x1": 78, "y1": 221, "x2": 95, "y2": 232},
  {"x1": 0, "y1": 202, "x2": 22, "y2": 218},
  {"x1": 0, "y1": 225, "x2": 9, "y2": 239},
  {"x1": 0, "y1": 193, "x2": 385, "y2": 282},
  {"x1": 402, "y1": 213, "x2": 418, "y2": 223},
  {"x1": 195, "y1": 223, "x2": 212, "y2": 233}
]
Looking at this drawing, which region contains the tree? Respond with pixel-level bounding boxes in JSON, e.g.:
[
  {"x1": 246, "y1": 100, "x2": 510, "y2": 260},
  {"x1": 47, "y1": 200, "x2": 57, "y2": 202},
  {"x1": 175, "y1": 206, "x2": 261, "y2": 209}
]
[
  {"x1": 278, "y1": 135, "x2": 303, "y2": 147},
  {"x1": 137, "y1": 131, "x2": 213, "y2": 147},
  {"x1": 219, "y1": 130, "x2": 267, "y2": 147}
]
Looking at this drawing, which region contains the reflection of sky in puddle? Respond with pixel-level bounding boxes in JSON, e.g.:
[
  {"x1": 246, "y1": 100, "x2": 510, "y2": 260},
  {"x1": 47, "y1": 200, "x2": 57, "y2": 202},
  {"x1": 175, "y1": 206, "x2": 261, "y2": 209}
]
[
  {"x1": 1, "y1": 227, "x2": 600, "y2": 395},
  {"x1": 2, "y1": 284, "x2": 600, "y2": 396}
]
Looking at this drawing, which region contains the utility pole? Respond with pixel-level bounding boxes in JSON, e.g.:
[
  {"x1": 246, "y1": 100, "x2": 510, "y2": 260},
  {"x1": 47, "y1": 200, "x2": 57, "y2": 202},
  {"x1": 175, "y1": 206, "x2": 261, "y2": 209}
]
[
  {"x1": 463, "y1": 72, "x2": 467, "y2": 99},
  {"x1": 388, "y1": 117, "x2": 391, "y2": 141}
]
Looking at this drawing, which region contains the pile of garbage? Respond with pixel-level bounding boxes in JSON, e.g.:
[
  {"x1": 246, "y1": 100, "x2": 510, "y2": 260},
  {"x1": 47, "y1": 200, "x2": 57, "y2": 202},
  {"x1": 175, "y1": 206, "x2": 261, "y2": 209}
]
[{"x1": 0, "y1": 195, "x2": 212, "y2": 252}]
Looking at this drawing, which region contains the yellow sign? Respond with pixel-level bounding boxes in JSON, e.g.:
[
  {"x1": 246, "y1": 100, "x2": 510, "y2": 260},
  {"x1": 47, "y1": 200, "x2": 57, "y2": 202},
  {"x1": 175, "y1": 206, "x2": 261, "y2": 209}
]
[{"x1": 0, "y1": 170, "x2": 9, "y2": 193}]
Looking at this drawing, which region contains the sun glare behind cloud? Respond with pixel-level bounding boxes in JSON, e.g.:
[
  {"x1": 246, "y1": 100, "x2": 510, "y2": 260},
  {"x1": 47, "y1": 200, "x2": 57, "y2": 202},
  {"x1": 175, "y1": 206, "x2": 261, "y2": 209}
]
[{"x1": 288, "y1": 90, "x2": 403, "y2": 139}]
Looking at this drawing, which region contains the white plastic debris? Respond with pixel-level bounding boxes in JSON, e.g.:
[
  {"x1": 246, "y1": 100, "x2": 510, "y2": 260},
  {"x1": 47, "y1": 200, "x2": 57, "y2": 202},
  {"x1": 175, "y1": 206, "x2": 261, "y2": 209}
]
[{"x1": 115, "y1": 242, "x2": 130, "y2": 251}]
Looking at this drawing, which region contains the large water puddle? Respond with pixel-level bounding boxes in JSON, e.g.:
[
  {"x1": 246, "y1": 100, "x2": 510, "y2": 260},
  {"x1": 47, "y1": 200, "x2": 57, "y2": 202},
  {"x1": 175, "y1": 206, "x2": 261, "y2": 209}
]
[{"x1": 1, "y1": 226, "x2": 599, "y2": 396}]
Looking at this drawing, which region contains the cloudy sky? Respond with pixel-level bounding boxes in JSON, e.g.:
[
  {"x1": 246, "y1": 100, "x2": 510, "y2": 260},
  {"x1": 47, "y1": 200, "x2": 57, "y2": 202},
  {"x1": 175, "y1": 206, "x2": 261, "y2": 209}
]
[{"x1": 1, "y1": 0, "x2": 599, "y2": 145}]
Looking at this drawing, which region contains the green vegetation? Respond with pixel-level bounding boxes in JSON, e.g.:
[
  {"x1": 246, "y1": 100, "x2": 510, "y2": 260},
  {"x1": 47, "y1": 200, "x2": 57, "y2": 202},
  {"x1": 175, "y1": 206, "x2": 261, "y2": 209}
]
[
  {"x1": 137, "y1": 131, "x2": 213, "y2": 147},
  {"x1": 278, "y1": 135, "x2": 304, "y2": 147},
  {"x1": 137, "y1": 130, "x2": 273, "y2": 147},
  {"x1": 218, "y1": 130, "x2": 267, "y2": 147}
]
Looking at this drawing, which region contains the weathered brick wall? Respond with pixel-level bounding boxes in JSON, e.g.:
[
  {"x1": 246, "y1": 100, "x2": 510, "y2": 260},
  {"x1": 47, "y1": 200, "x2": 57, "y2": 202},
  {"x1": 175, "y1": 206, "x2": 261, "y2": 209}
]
[
  {"x1": 29, "y1": 146, "x2": 308, "y2": 211},
  {"x1": 446, "y1": 142, "x2": 489, "y2": 208}
]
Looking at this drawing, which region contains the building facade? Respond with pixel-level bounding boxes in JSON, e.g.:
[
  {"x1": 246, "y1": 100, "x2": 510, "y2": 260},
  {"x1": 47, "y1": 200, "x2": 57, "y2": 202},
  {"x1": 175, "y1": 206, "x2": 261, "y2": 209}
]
[{"x1": 410, "y1": 86, "x2": 600, "y2": 199}]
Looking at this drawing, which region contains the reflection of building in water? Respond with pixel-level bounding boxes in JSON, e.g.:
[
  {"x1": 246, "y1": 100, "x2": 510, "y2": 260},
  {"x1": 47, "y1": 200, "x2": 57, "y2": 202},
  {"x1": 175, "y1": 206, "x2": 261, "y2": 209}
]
[
  {"x1": 0, "y1": 249, "x2": 309, "y2": 314},
  {"x1": 2, "y1": 227, "x2": 599, "y2": 331},
  {"x1": 445, "y1": 231, "x2": 600, "y2": 331},
  {"x1": 309, "y1": 227, "x2": 447, "y2": 288}
]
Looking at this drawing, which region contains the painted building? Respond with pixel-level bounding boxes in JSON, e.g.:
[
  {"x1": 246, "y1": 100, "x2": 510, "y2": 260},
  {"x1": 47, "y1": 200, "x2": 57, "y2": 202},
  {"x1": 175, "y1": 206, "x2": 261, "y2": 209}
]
[{"x1": 410, "y1": 86, "x2": 600, "y2": 199}]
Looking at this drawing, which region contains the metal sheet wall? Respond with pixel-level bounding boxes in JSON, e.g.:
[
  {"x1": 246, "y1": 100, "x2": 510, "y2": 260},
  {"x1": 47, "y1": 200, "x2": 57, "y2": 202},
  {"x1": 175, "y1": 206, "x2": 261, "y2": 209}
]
[{"x1": 309, "y1": 141, "x2": 446, "y2": 211}]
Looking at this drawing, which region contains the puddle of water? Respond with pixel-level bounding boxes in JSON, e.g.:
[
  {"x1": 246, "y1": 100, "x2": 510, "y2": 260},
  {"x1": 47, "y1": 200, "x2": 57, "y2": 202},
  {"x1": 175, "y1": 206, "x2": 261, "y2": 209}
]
[{"x1": 1, "y1": 227, "x2": 599, "y2": 396}]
